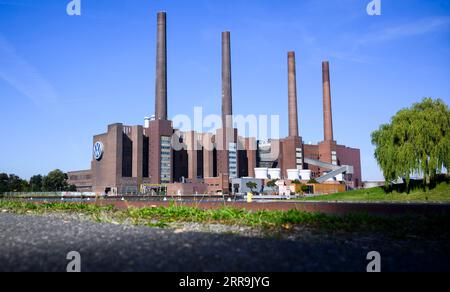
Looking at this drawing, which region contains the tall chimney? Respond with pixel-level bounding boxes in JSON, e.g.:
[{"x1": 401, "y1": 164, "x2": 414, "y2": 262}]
[
  {"x1": 155, "y1": 12, "x2": 167, "y2": 120},
  {"x1": 222, "y1": 31, "x2": 233, "y2": 129},
  {"x1": 322, "y1": 61, "x2": 334, "y2": 142},
  {"x1": 288, "y1": 52, "x2": 299, "y2": 137}
]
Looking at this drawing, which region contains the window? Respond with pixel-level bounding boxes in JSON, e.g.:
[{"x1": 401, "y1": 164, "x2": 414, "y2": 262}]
[
  {"x1": 228, "y1": 142, "x2": 238, "y2": 179},
  {"x1": 160, "y1": 136, "x2": 172, "y2": 183}
]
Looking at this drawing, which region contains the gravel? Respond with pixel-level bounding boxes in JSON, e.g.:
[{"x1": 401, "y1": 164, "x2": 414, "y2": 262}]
[{"x1": 0, "y1": 213, "x2": 449, "y2": 272}]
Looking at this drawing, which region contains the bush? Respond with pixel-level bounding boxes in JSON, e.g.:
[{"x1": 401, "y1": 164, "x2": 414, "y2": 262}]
[
  {"x1": 294, "y1": 184, "x2": 311, "y2": 194},
  {"x1": 267, "y1": 180, "x2": 278, "y2": 188}
]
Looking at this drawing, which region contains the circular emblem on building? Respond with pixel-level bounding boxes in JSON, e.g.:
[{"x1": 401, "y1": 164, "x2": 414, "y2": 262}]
[{"x1": 93, "y1": 141, "x2": 104, "y2": 161}]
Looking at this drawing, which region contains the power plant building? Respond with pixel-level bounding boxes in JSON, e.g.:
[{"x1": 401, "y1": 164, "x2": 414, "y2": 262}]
[{"x1": 68, "y1": 12, "x2": 362, "y2": 195}]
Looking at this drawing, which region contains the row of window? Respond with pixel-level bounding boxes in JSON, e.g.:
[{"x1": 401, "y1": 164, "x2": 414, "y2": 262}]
[
  {"x1": 161, "y1": 136, "x2": 172, "y2": 183},
  {"x1": 296, "y1": 148, "x2": 303, "y2": 169},
  {"x1": 229, "y1": 143, "x2": 238, "y2": 179},
  {"x1": 332, "y1": 151, "x2": 338, "y2": 166},
  {"x1": 69, "y1": 175, "x2": 92, "y2": 181}
]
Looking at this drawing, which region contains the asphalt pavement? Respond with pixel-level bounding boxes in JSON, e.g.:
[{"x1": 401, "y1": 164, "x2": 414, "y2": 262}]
[{"x1": 0, "y1": 213, "x2": 449, "y2": 272}]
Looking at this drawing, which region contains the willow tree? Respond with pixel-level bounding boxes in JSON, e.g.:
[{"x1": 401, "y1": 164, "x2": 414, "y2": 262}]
[{"x1": 371, "y1": 98, "x2": 450, "y2": 187}]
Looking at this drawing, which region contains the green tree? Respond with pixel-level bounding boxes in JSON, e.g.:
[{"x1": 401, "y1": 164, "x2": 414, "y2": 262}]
[
  {"x1": 30, "y1": 175, "x2": 43, "y2": 192},
  {"x1": 301, "y1": 185, "x2": 310, "y2": 193},
  {"x1": 21, "y1": 180, "x2": 30, "y2": 192},
  {"x1": 4, "y1": 174, "x2": 29, "y2": 192},
  {"x1": 372, "y1": 98, "x2": 450, "y2": 187},
  {"x1": 266, "y1": 180, "x2": 278, "y2": 188},
  {"x1": 246, "y1": 182, "x2": 258, "y2": 193},
  {"x1": 0, "y1": 173, "x2": 9, "y2": 193},
  {"x1": 68, "y1": 184, "x2": 77, "y2": 192},
  {"x1": 8, "y1": 174, "x2": 23, "y2": 192},
  {"x1": 43, "y1": 169, "x2": 69, "y2": 191}
]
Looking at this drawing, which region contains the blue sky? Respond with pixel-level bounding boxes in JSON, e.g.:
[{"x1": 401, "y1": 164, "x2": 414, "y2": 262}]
[{"x1": 0, "y1": 0, "x2": 449, "y2": 180}]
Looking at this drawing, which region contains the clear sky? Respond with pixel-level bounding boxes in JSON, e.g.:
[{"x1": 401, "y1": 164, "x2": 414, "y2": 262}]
[{"x1": 0, "y1": 0, "x2": 449, "y2": 180}]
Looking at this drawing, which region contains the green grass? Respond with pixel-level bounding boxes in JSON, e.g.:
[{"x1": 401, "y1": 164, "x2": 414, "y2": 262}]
[
  {"x1": 299, "y1": 181, "x2": 450, "y2": 203},
  {"x1": 1, "y1": 200, "x2": 449, "y2": 238}
]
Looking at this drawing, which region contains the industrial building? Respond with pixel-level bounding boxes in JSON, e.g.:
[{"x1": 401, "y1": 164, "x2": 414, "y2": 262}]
[{"x1": 68, "y1": 12, "x2": 362, "y2": 195}]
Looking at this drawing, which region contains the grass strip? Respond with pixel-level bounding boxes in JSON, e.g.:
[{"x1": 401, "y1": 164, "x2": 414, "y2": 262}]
[
  {"x1": 298, "y1": 181, "x2": 450, "y2": 203},
  {"x1": 1, "y1": 200, "x2": 449, "y2": 238}
]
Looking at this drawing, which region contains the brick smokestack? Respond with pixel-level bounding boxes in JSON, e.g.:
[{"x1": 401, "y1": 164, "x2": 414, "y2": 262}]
[
  {"x1": 222, "y1": 31, "x2": 233, "y2": 129},
  {"x1": 322, "y1": 61, "x2": 334, "y2": 142},
  {"x1": 155, "y1": 12, "x2": 167, "y2": 120},
  {"x1": 288, "y1": 52, "x2": 299, "y2": 137}
]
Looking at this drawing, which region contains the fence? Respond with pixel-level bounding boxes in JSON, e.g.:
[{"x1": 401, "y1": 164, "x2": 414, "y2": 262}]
[{"x1": 1, "y1": 192, "x2": 97, "y2": 198}]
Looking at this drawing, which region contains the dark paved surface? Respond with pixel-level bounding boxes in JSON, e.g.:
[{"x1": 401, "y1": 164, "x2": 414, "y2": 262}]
[{"x1": 0, "y1": 213, "x2": 449, "y2": 272}]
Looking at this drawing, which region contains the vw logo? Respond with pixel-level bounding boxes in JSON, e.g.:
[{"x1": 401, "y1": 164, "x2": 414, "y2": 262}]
[{"x1": 93, "y1": 142, "x2": 104, "y2": 161}]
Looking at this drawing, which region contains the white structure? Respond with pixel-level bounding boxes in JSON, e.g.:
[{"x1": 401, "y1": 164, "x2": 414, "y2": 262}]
[
  {"x1": 268, "y1": 168, "x2": 281, "y2": 180},
  {"x1": 255, "y1": 168, "x2": 269, "y2": 179},
  {"x1": 254, "y1": 168, "x2": 281, "y2": 180},
  {"x1": 287, "y1": 169, "x2": 300, "y2": 181},
  {"x1": 231, "y1": 178, "x2": 264, "y2": 194},
  {"x1": 303, "y1": 158, "x2": 353, "y2": 184},
  {"x1": 276, "y1": 181, "x2": 291, "y2": 197},
  {"x1": 325, "y1": 172, "x2": 344, "y2": 182},
  {"x1": 144, "y1": 117, "x2": 151, "y2": 128},
  {"x1": 363, "y1": 181, "x2": 385, "y2": 189},
  {"x1": 255, "y1": 168, "x2": 310, "y2": 181},
  {"x1": 299, "y1": 170, "x2": 312, "y2": 181}
]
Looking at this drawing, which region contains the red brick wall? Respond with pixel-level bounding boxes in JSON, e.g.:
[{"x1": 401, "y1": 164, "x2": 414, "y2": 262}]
[
  {"x1": 146, "y1": 120, "x2": 174, "y2": 184},
  {"x1": 336, "y1": 145, "x2": 362, "y2": 188},
  {"x1": 280, "y1": 136, "x2": 302, "y2": 178}
]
